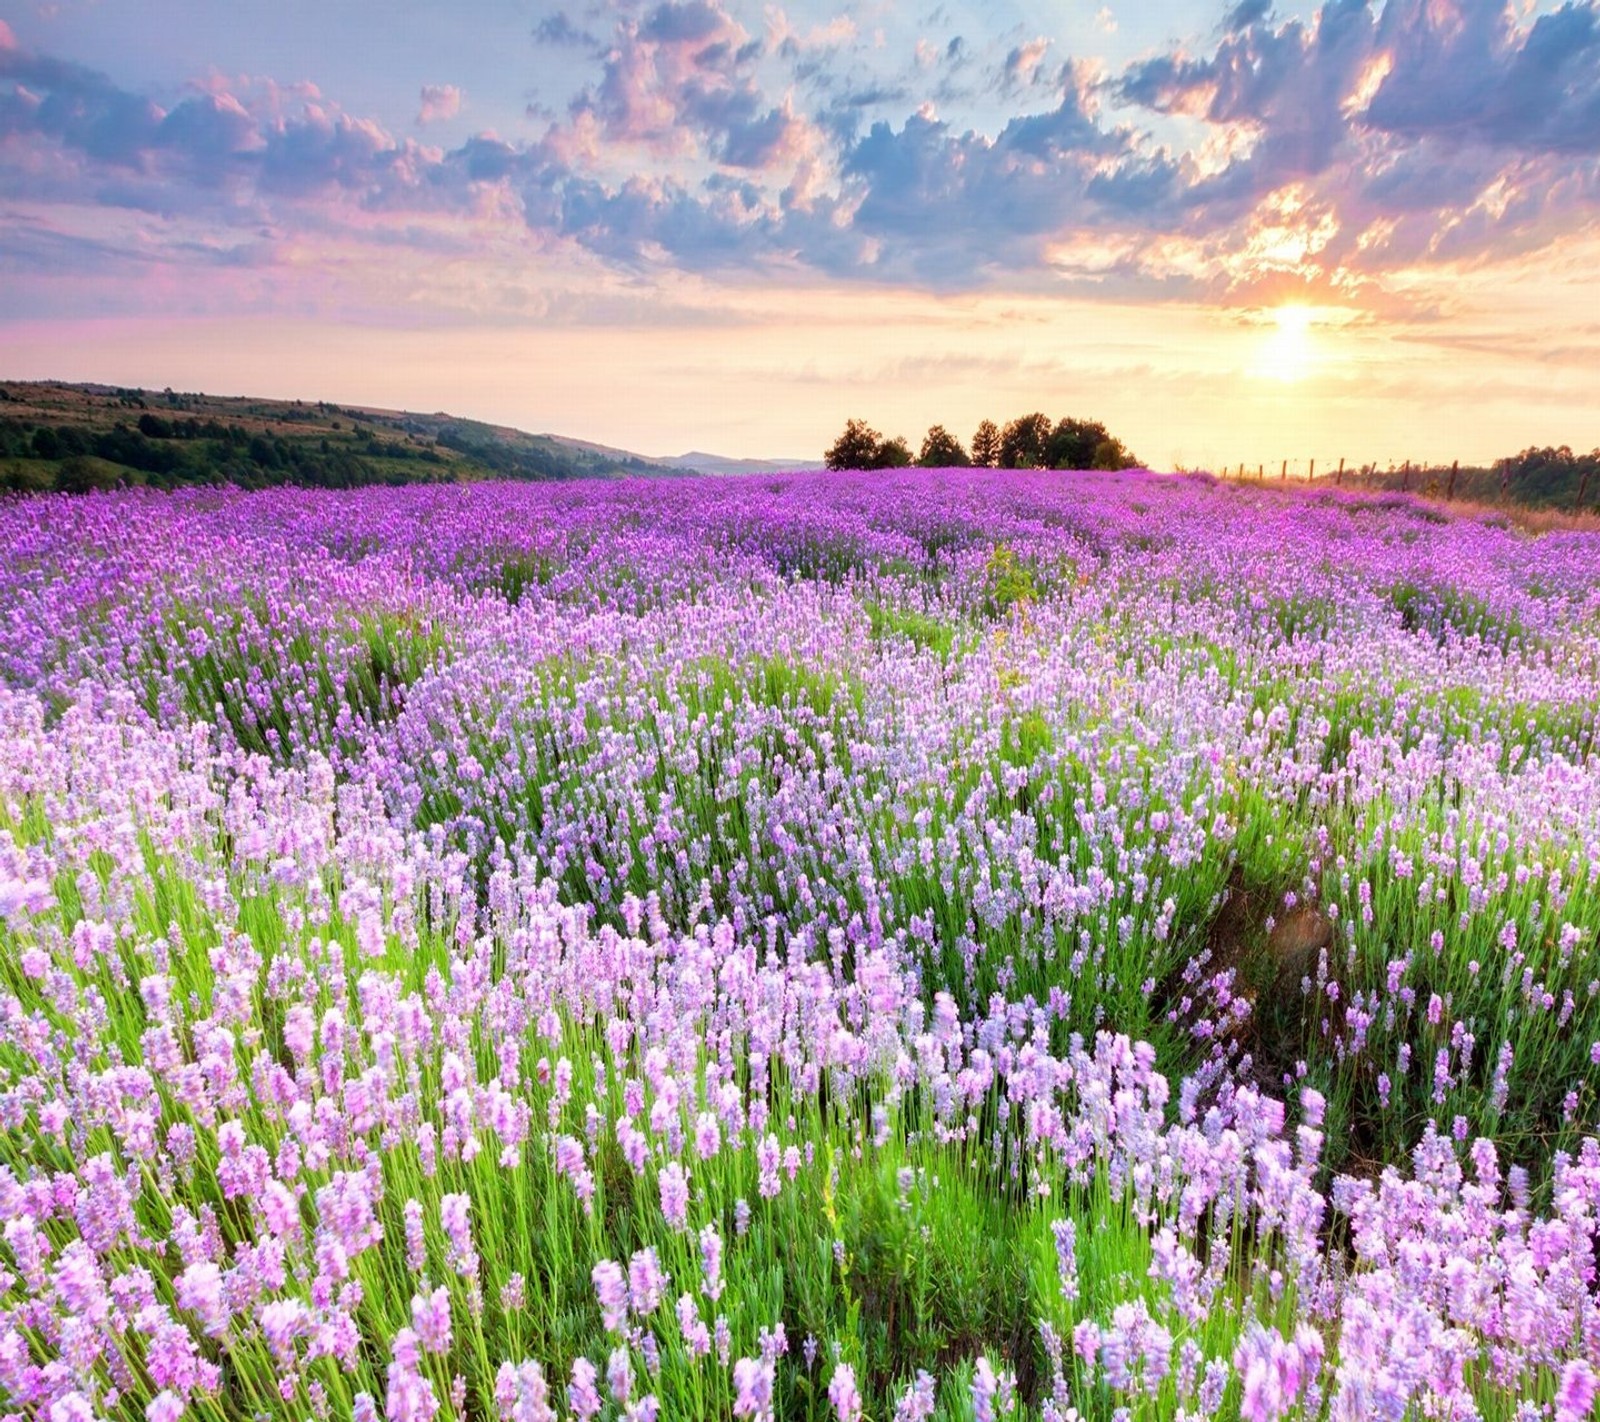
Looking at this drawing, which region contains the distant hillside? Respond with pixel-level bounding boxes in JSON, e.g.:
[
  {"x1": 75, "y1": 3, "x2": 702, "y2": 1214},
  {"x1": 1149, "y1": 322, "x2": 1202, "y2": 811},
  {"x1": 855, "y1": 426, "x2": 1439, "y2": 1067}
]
[
  {"x1": 0, "y1": 382, "x2": 788, "y2": 493},
  {"x1": 657, "y1": 451, "x2": 823, "y2": 477}
]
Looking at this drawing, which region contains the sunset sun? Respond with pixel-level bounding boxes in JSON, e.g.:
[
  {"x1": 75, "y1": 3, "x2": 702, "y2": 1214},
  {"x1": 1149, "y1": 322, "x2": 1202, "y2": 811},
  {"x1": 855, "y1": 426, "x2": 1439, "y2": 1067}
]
[
  {"x1": 1251, "y1": 302, "x2": 1318, "y2": 384},
  {"x1": 1274, "y1": 303, "x2": 1314, "y2": 337}
]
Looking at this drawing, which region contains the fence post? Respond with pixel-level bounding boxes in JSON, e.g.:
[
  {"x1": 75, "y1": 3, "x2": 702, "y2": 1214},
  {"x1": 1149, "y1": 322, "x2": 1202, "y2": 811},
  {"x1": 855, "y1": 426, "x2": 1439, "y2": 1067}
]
[
  {"x1": 1401, "y1": 460, "x2": 1411, "y2": 493},
  {"x1": 1258, "y1": 463, "x2": 1264, "y2": 482},
  {"x1": 1501, "y1": 459, "x2": 1510, "y2": 503},
  {"x1": 1308, "y1": 458, "x2": 1315, "y2": 484},
  {"x1": 1446, "y1": 460, "x2": 1458, "y2": 501},
  {"x1": 1335, "y1": 457, "x2": 1344, "y2": 487},
  {"x1": 1281, "y1": 459, "x2": 1287, "y2": 482}
]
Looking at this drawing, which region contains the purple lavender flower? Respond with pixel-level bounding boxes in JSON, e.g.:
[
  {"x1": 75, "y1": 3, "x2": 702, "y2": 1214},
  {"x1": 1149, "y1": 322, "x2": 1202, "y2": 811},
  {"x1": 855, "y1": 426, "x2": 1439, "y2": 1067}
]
[
  {"x1": 1051, "y1": 1218, "x2": 1079, "y2": 1303},
  {"x1": 606, "y1": 1346, "x2": 633, "y2": 1406},
  {"x1": 699, "y1": 1223, "x2": 725, "y2": 1302},
  {"x1": 411, "y1": 1287, "x2": 451, "y2": 1355},
  {"x1": 828, "y1": 1363, "x2": 862, "y2": 1422},
  {"x1": 732, "y1": 1357, "x2": 775, "y2": 1422},
  {"x1": 592, "y1": 1260, "x2": 629, "y2": 1333},
  {"x1": 628, "y1": 1247, "x2": 667, "y2": 1315},
  {"x1": 658, "y1": 1162, "x2": 690, "y2": 1231},
  {"x1": 1557, "y1": 1361, "x2": 1597, "y2": 1422},
  {"x1": 894, "y1": 1371, "x2": 937, "y2": 1422},
  {"x1": 568, "y1": 1358, "x2": 602, "y2": 1421}
]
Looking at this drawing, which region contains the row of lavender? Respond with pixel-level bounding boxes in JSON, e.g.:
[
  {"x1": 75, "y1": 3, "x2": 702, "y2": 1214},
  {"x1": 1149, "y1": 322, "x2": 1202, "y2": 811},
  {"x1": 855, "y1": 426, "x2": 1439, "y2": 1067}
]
[{"x1": 1, "y1": 471, "x2": 1598, "y2": 1419}]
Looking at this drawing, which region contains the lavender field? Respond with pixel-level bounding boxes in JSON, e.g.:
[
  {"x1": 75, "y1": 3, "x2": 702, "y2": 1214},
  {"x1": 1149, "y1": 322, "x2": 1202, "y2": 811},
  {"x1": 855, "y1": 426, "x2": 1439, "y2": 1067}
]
[{"x1": 3, "y1": 469, "x2": 1600, "y2": 1422}]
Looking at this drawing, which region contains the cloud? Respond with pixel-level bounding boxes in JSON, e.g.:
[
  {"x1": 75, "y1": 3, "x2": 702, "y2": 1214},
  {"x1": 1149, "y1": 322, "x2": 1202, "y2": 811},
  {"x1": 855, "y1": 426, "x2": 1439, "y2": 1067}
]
[
  {"x1": 532, "y1": 12, "x2": 596, "y2": 48},
  {"x1": 417, "y1": 84, "x2": 462, "y2": 125},
  {"x1": 0, "y1": 45, "x2": 166, "y2": 166},
  {"x1": 1002, "y1": 37, "x2": 1051, "y2": 90},
  {"x1": 1366, "y1": 0, "x2": 1600, "y2": 155},
  {"x1": 4, "y1": 0, "x2": 1600, "y2": 305},
  {"x1": 834, "y1": 74, "x2": 1130, "y2": 281},
  {"x1": 1223, "y1": 0, "x2": 1273, "y2": 33},
  {"x1": 1108, "y1": 0, "x2": 1600, "y2": 278},
  {"x1": 0, "y1": 35, "x2": 464, "y2": 223},
  {"x1": 638, "y1": 1, "x2": 730, "y2": 46},
  {"x1": 552, "y1": 0, "x2": 829, "y2": 182},
  {"x1": 579, "y1": 0, "x2": 751, "y2": 149},
  {"x1": 157, "y1": 92, "x2": 265, "y2": 182},
  {"x1": 769, "y1": 8, "x2": 857, "y2": 61}
]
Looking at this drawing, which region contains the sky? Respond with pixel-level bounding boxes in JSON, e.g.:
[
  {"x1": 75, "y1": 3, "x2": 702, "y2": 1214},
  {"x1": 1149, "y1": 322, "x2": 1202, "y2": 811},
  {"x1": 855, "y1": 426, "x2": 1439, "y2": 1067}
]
[{"x1": 2, "y1": 0, "x2": 1598, "y2": 468}]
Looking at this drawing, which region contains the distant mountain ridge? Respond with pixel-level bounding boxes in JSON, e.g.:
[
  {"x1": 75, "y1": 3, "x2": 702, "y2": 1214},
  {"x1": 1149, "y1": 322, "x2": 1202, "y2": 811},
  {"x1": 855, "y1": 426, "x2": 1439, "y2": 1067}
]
[
  {"x1": 0, "y1": 380, "x2": 817, "y2": 492},
  {"x1": 657, "y1": 451, "x2": 823, "y2": 476}
]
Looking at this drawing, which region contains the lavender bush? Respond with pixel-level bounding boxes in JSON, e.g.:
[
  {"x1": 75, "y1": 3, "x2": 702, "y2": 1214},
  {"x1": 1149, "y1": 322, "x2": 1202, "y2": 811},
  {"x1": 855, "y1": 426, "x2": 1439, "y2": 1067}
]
[{"x1": 1, "y1": 469, "x2": 1598, "y2": 1420}]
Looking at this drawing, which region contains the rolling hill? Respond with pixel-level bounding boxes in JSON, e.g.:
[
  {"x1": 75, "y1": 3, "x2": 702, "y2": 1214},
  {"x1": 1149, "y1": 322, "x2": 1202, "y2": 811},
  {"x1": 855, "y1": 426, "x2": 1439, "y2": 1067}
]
[{"x1": 0, "y1": 381, "x2": 815, "y2": 492}]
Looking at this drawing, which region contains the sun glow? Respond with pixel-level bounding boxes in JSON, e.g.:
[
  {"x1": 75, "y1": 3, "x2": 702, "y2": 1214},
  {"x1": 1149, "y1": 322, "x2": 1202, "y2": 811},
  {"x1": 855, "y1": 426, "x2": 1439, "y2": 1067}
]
[
  {"x1": 1253, "y1": 303, "x2": 1317, "y2": 383},
  {"x1": 1275, "y1": 303, "x2": 1313, "y2": 336}
]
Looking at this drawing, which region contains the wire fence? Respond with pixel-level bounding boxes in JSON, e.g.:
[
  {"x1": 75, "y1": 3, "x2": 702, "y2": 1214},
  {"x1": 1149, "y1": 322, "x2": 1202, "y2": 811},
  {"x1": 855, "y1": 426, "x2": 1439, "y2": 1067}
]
[{"x1": 1201, "y1": 457, "x2": 1595, "y2": 512}]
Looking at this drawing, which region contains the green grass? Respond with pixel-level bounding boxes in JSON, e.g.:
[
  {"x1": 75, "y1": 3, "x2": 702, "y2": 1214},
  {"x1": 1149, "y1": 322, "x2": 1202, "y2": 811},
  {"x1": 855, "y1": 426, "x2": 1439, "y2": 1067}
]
[{"x1": 867, "y1": 602, "x2": 960, "y2": 660}]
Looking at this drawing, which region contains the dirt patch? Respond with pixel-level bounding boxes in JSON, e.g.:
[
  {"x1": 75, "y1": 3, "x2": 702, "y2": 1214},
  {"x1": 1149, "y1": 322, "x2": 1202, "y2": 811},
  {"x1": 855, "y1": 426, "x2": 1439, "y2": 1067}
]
[
  {"x1": 1267, "y1": 907, "x2": 1332, "y2": 992},
  {"x1": 1171, "y1": 867, "x2": 1336, "y2": 1097}
]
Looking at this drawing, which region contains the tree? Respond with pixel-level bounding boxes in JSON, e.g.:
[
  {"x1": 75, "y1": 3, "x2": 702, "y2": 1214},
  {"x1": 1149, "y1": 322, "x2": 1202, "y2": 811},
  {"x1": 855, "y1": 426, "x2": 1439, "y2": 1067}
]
[
  {"x1": 970, "y1": 420, "x2": 1001, "y2": 468},
  {"x1": 999, "y1": 412, "x2": 1052, "y2": 469},
  {"x1": 875, "y1": 436, "x2": 914, "y2": 469},
  {"x1": 1045, "y1": 417, "x2": 1110, "y2": 471},
  {"x1": 1500, "y1": 444, "x2": 1600, "y2": 507},
  {"x1": 248, "y1": 433, "x2": 282, "y2": 469},
  {"x1": 55, "y1": 456, "x2": 122, "y2": 494},
  {"x1": 1091, "y1": 437, "x2": 1139, "y2": 471},
  {"x1": 1, "y1": 461, "x2": 52, "y2": 493},
  {"x1": 824, "y1": 418, "x2": 884, "y2": 471},
  {"x1": 917, "y1": 425, "x2": 968, "y2": 468}
]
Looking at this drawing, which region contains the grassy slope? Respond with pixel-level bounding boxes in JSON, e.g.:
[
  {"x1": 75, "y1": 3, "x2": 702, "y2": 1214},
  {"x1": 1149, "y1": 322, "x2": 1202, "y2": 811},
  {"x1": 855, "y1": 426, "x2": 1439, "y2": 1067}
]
[{"x1": 0, "y1": 380, "x2": 680, "y2": 491}]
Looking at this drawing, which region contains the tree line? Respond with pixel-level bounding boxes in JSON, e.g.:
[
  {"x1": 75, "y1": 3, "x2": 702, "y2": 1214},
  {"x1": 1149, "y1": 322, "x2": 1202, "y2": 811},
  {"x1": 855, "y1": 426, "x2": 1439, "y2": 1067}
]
[
  {"x1": 0, "y1": 414, "x2": 458, "y2": 493},
  {"x1": 1226, "y1": 444, "x2": 1600, "y2": 511},
  {"x1": 824, "y1": 413, "x2": 1139, "y2": 472},
  {"x1": 1496, "y1": 445, "x2": 1599, "y2": 509}
]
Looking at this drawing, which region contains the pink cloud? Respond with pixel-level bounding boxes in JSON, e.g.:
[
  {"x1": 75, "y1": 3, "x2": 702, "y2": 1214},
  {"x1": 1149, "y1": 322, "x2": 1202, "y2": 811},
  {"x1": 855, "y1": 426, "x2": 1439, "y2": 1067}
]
[
  {"x1": 1004, "y1": 38, "x2": 1051, "y2": 88},
  {"x1": 765, "y1": 9, "x2": 856, "y2": 53},
  {"x1": 417, "y1": 83, "x2": 462, "y2": 125}
]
